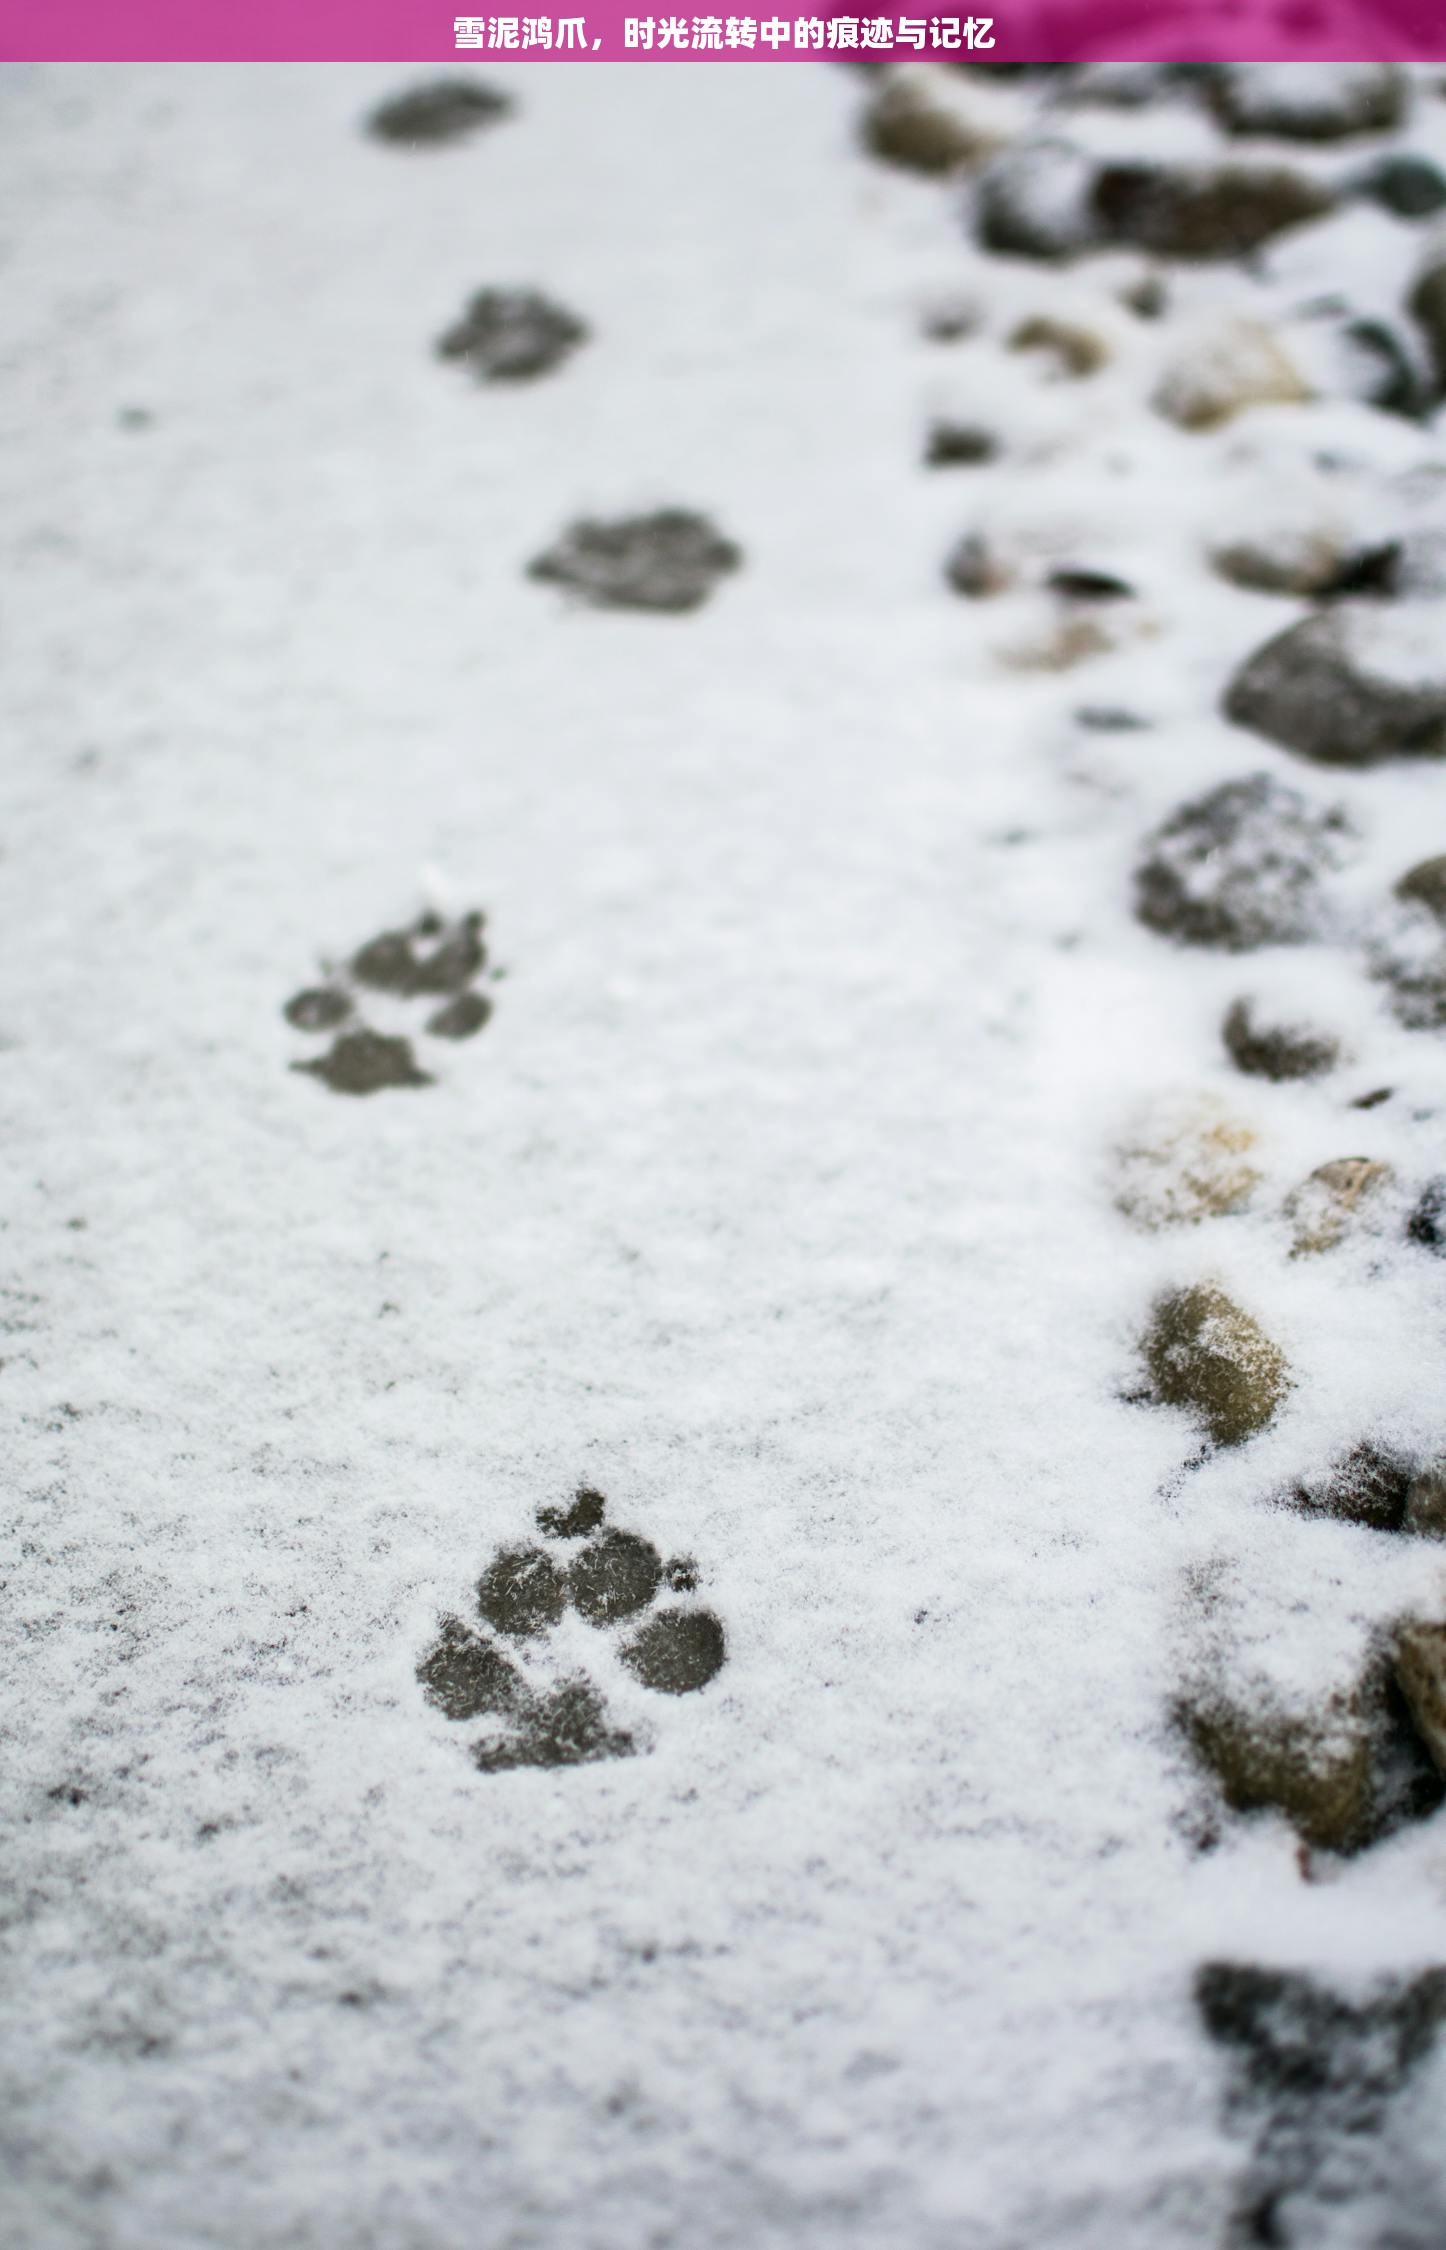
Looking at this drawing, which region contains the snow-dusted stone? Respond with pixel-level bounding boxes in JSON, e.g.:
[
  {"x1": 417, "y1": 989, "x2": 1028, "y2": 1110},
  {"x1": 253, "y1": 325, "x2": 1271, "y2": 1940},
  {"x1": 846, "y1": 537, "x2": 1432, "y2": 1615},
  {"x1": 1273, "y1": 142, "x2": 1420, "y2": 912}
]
[
  {"x1": 973, "y1": 138, "x2": 1098, "y2": 260},
  {"x1": 1409, "y1": 254, "x2": 1446, "y2": 389},
  {"x1": 1211, "y1": 527, "x2": 1343, "y2": 598},
  {"x1": 1092, "y1": 162, "x2": 1334, "y2": 261},
  {"x1": 1404, "y1": 1461, "x2": 1446, "y2": 1538},
  {"x1": 1154, "y1": 318, "x2": 1312, "y2": 430},
  {"x1": 1356, "y1": 152, "x2": 1446, "y2": 220},
  {"x1": 1408, "y1": 1178, "x2": 1446, "y2": 1248},
  {"x1": 1007, "y1": 313, "x2": 1109, "y2": 377},
  {"x1": 528, "y1": 510, "x2": 742, "y2": 613},
  {"x1": 436, "y1": 288, "x2": 588, "y2": 383},
  {"x1": 943, "y1": 532, "x2": 1009, "y2": 597},
  {"x1": 923, "y1": 421, "x2": 997, "y2": 467},
  {"x1": 1134, "y1": 774, "x2": 1354, "y2": 951},
  {"x1": 1144, "y1": 1282, "x2": 1289, "y2": 1446},
  {"x1": 1396, "y1": 853, "x2": 1446, "y2": 920},
  {"x1": 1208, "y1": 63, "x2": 1406, "y2": 144},
  {"x1": 1225, "y1": 607, "x2": 1446, "y2": 767},
  {"x1": 1179, "y1": 1682, "x2": 1375, "y2": 1850},
  {"x1": 367, "y1": 79, "x2": 513, "y2": 146},
  {"x1": 1395, "y1": 1620, "x2": 1446, "y2": 1774},
  {"x1": 1285, "y1": 1157, "x2": 1395, "y2": 1256},
  {"x1": 622, "y1": 1609, "x2": 727, "y2": 1694},
  {"x1": 1114, "y1": 1094, "x2": 1262, "y2": 1230},
  {"x1": 1289, "y1": 1442, "x2": 1413, "y2": 1531},
  {"x1": 860, "y1": 71, "x2": 994, "y2": 175},
  {"x1": 1222, "y1": 996, "x2": 1339, "y2": 1080}
]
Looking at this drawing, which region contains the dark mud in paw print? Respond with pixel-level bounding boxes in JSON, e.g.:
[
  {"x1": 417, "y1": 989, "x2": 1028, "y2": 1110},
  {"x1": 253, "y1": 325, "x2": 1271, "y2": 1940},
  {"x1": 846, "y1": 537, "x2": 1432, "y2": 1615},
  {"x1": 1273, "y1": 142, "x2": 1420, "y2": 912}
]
[
  {"x1": 367, "y1": 80, "x2": 514, "y2": 147},
  {"x1": 417, "y1": 1489, "x2": 727, "y2": 1772},
  {"x1": 528, "y1": 511, "x2": 742, "y2": 614},
  {"x1": 285, "y1": 907, "x2": 495, "y2": 1095},
  {"x1": 437, "y1": 288, "x2": 588, "y2": 383}
]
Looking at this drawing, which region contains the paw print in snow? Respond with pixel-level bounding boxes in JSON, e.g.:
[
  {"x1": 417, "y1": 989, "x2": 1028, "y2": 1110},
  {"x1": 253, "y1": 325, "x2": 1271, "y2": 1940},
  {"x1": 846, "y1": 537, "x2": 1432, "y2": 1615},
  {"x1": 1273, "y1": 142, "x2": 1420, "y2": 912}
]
[
  {"x1": 417, "y1": 1488, "x2": 727, "y2": 1771},
  {"x1": 284, "y1": 907, "x2": 495, "y2": 1095}
]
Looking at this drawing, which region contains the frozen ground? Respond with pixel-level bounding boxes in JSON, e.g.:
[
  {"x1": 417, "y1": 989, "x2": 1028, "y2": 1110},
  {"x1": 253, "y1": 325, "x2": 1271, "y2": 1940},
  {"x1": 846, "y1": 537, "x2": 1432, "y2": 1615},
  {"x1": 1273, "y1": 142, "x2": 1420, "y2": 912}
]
[{"x1": 3, "y1": 56, "x2": 1446, "y2": 2250}]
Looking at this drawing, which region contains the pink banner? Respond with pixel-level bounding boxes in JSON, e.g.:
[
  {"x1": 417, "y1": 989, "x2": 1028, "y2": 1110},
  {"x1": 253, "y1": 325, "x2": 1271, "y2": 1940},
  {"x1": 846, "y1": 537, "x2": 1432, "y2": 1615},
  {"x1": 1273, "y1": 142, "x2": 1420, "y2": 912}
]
[{"x1": 0, "y1": 0, "x2": 1440, "y2": 61}]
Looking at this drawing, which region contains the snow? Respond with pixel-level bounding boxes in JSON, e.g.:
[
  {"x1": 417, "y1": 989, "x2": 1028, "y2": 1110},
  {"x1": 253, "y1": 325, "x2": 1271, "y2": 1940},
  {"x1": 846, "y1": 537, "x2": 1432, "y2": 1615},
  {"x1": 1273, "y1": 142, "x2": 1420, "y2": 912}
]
[{"x1": 2, "y1": 56, "x2": 1446, "y2": 2250}]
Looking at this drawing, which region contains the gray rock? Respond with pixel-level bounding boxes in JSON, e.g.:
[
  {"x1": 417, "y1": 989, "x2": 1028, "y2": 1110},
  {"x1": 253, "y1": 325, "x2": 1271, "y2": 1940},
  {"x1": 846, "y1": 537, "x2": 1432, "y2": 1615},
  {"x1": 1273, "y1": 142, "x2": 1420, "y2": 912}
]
[
  {"x1": 1289, "y1": 1442, "x2": 1413, "y2": 1531},
  {"x1": 1408, "y1": 1178, "x2": 1446, "y2": 1251},
  {"x1": 1409, "y1": 259, "x2": 1446, "y2": 392},
  {"x1": 1180, "y1": 1688, "x2": 1374, "y2": 1851},
  {"x1": 1208, "y1": 62, "x2": 1405, "y2": 143},
  {"x1": 1395, "y1": 1619, "x2": 1446, "y2": 1774},
  {"x1": 1135, "y1": 774, "x2": 1354, "y2": 951},
  {"x1": 1396, "y1": 854, "x2": 1446, "y2": 919},
  {"x1": 367, "y1": 79, "x2": 513, "y2": 146},
  {"x1": 1225, "y1": 608, "x2": 1446, "y2": 767},
  {"x1": 1144, "y1": 1282, "x2": 1289, "y2": 1446},
  {"x1": 437, "y1": 288, "x2": 588, "y2": 383},
  {"x1": 861, "y1": 80, "x2": 982, "y2": 175},
  {"x1": 1356, "y1": 152, "x2": 1446, "y2": 220},
  {"x1": 973, "y1": 139, "x2": 1098, "y2": 261},
  {"x1": 1092, "y1": 160, "x2": 1333, "y2": 260},
  {"x1": 1404, "y1": 1461, "x2": 1446, "y2": 1537},
  {"x1": 1222, "y1": 997, "x2": 1338, "y2": 1080},
  {"x1": 529, "y1": 510, "x2": 742, "y2": 614}
]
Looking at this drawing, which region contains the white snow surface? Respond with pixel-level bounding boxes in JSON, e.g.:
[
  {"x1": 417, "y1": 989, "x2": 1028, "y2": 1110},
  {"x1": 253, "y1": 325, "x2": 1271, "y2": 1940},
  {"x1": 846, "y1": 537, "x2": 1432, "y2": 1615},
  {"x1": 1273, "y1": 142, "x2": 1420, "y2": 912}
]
[{"x1": 3, "y1": 57, "x2": 1446, "y2": 2250}]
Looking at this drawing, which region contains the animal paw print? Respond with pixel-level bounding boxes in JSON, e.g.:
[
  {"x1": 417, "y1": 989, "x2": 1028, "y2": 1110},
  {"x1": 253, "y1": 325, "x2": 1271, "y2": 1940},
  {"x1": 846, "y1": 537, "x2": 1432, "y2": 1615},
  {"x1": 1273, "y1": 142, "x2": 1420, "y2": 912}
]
[
  {"x1": 284, "y1": 907, "x2": 495, "y2": 1095},
  {"x1": 416, "y1": 1487, "x2": 727, "y2": 1771}
]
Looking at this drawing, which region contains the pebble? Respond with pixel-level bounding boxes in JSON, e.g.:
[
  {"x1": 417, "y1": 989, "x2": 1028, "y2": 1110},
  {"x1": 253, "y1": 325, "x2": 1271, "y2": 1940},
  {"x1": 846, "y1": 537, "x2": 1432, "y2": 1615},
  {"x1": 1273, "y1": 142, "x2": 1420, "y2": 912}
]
[
  {"x1": 1134, "y1": 773, "x2": 1354, "y2": 951},
  {"x1": 1144, "y1": 1282, "x2": 1289, "y2": 1446}
]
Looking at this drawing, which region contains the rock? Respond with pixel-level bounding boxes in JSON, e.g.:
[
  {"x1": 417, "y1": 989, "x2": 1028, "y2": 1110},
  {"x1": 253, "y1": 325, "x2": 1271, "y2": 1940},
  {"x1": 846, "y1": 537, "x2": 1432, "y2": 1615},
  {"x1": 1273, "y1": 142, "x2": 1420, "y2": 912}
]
[
  {"x1": 568, "y1": 1530, "x2": 663, "y2": 1626},
  {"x1": 1210, "y1": 530, "x2": 1342, "y2": 598},
  {"x1": 1396, "y1": 854, "x2": 1446, "y2": 919},
  {"x1": 997, "y1": 614, "x2": 1114, "y2": 672},
  {"x1": 1290, "y1": 1442, "x2": 1413, "y2": 1530},
  {"x1": 973, "y1": 138, "x2": 1098, "y2": 261},
  {"x1": 293, "y1": 1030, "x2": 432, "y2": 1096},
  {"x1": 622, "y1": 1608, "x2": 727, "y2": 1694},
  {"x1": 1134, "y1": 774, "x2": 1354, "y2": 951},
  {"x1": 1047, "y1": 565, "x2": 1134, "y2": 600},
  {"x1": 1407, "y1": 1177, "x2": 1446, "y2": 1250},
  {"x1": 367, "y1": 79, "x2": 513, "y2": 146},
  {"x1": 1222, "y1": 997, "x2": 1339, "y2": 1081},
  {"x1": 924, "y1": 422, "x2": 997, "y2": 467},
  {"x1": 1208, "y1": 62, "x2": 1405, "y2": 143},
  {"x1": 943, "y1": 533, "x2": 1008, "y2": 598},
  {"x1": 1180, "y1": 1686, "x2": 1373, "y2": 1850},
  {"x1": 1286, "y1": 1157, "x2": 1394, "y2": 1256},
  {"x1": 1314, "y1": 314, "x2": 1432, "y2": 421},
  {"x1": 528, "y1": 510, "x2": 742, "y2": 614},
  {"x1": 1404, "y1": 1461, "x2": 1446, "y2": 1537},
  {"x1": 1408, "y1": 258, "x2": 1446, "y2": 390},
  {"x1": 1225, "y1": 607, "x2": 1446, "y2": 767},
  {"x1": 1153, "y1": 318, "x2": 1312, "y2": 430},
  {"x1": 477, "y1": 1545, "x2": 567, "y2": 1638},
  {"x1": 1007, "y1": 315, "x2": 1109, "y2": 377},
  {"x1": 1144, "y1": 1283, "x2": 1289, "y2": 1446},
  {"x1": 1093, "y1": 162, "x2": 1333, "y2": 261},
  {"x1": 437, "y1": 288, "x2": 588, "y2": 383},
  {"x1": 861, "y1": 76, "x2": 987, "y2": 175},
  {"x1": 1394, "y1": 1619, "x2": 1446, "y2": 1774},
  {"x1": 1115, "y1": 1095, "x2": 1262, "y2": 1230},
  {"x1": 1358, "y1": 152, "x2": 1446, "y2": 220}
]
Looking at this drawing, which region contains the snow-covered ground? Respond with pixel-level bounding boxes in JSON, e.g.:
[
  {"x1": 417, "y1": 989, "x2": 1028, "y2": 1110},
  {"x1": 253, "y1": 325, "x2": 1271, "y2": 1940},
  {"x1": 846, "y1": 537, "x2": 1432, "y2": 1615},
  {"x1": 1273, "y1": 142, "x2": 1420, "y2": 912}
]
[{"x1": 3, "y1": 57, "x2": 1446, "y2": 2250}]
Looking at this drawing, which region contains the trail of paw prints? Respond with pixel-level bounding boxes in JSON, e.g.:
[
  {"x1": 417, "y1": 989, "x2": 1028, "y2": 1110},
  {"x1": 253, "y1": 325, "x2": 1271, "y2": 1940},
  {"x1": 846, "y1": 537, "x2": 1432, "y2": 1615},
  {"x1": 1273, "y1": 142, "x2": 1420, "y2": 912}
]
[
  {"x1": 417, "y1": 1488, "x2": 726, "y2": 1772},
  {"x1": 284, "y1": 907, "x2": 496, "y2": 1095}
]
